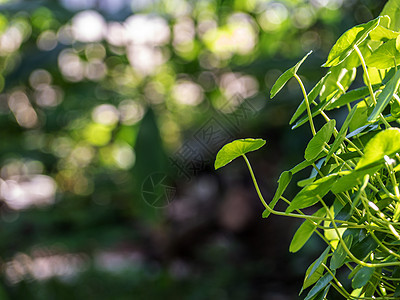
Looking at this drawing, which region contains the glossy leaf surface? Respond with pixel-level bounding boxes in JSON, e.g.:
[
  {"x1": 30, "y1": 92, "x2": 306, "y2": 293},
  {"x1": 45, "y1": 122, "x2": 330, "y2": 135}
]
[
  {"x1": 323, "y1": 17, "x2": 384, "y2": 67},
  {"x1": 214, "y1": 138, "x2": 266, "y2": 170}
]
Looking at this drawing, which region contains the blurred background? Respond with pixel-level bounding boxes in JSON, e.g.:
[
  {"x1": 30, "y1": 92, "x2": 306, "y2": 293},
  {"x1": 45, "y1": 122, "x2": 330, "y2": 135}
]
[{"x1": 0, "y1": 0, "x2": 388, "y2": 299}]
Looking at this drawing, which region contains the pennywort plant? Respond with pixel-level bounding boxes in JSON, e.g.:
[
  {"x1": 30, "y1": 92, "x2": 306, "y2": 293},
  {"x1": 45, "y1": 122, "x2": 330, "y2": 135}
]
[{"x1": 215, "y1": 1, "x2": 400, "y2": 299}]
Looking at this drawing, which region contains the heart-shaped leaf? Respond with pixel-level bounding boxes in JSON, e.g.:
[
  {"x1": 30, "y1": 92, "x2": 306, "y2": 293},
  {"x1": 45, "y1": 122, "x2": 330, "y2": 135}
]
[
  {"x1": 381, "y1": 1, "x2": 400, "y2": 31},
  {"x1": 365, "y1": 39, "x2": 400, "y2": 69},
  {"x1": 323, "y1": 16, "x2": 385, "y2": 67},
  {"x1": 357, "y1": 127, "x2": 400, "y2": 168},
  {"x1": 214, "y1": 138, "x2": 266, "y2": 170},
  {"x1": 369, "y1": 25, "x2": 400, "y2": 41}
]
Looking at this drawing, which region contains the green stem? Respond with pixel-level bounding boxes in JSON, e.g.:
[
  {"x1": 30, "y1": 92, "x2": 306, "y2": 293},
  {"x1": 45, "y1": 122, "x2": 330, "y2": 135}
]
[
  {"x1": 280, "y1": 196, "x2": 360, "y2": 231},
  {"x1": 312, "y1": 162, "x2": 325, "y2": 177},
  {"x1": 294, "y1": 74, "x2": 316, "y2": 136},
  {"x1": 344, "y1": 137, "x2": 364, "y2": 157},
  {"x1": 320, "y1": 196, "x2": 400, "y2": 267},
  {"x1": 370, "y1": 230, "x2": 400, "y2": 260},
  {"x1": 332, "y1": 152, "x2": 381, "y2": 195},
  {"x1": 376, "y1": 175, "x2": 396, "y2": 199},
  {"x1": 321, "y1": 263, "x2": 351, "y2": 298},
  {"x1": 353, "y1": 44, "x2": 391, "y2": 129},
  {"x1": 387, "y1": 162, "x2": 400, "y2": 200},
  {"x1": 363, "y1": 196, "x2": 400, "y2": 257},
  {"x1": 353, "y1": 44, "x2": 376, "y2": 105},
  {"x1": 242, "y1": 154, "x2": 361, "y2": 226}
]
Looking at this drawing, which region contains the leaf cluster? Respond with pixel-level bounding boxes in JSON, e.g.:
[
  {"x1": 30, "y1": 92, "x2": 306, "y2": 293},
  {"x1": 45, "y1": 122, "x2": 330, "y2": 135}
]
[{"x1": 215, "y1": 1, "x2": 400, "y2": 298}]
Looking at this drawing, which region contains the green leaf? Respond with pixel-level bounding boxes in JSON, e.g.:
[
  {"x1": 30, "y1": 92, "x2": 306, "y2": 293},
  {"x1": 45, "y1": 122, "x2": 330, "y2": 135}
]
[
  {"x1": 289, "y1": 208, "x2": 325, "y2": 253},
  {"x1": 323, "y1": 16, "x2": 385, "y2": 67},
  {"x1": 343, "y1": 228, "x2": 364, "y2": 245},
  {"x1": 270, "y1": 51, "x2": 312, "y2": 98},
  {"x1": 391, "y1": 96, "x2": 400, "y2": 117},
  {"x1": 368, "y1": 69, "x2": 400, "y2": 122},
  {"x1": 364, "y1": 272, "x2": 380, "y2": 297},
  {"x1": 304, "y1": 272, "x2": 334, "y2": 300},
  {"x1": 304, "y1": 120, "x2": 336, "y2": 162},
  {"x1": 289, "y1": 160, "x2": 313, "y2": 175},
  {"x1": 351, "y1": 235, "x2": 379, "y2": 260},
  {"x1": 325, "y1": 152, "x2": 361, "y2": 166},
  {"x1": 332, "y1": 165, "x2": 379, "y2": 194},
  {"x1": 365, "y1": 39, "x2": 400, "y2": 69},
  {"x1": 349, "y1": 100, "x2": 371, "y2": 132},
  {"x1": 397, "y1": 35, "x2": 400, "y2": 51},
  {"x1": 320, "y1": 66, "x2": 356, "y2": 101},
  {"x1": 347, "y1": 125, "x2": 379, "y2": 140},
  {"x1": 352, "y1": 267, "x2": 375, "y2": 289},
  {"x1": 357, "y1": 127, "x2": 400, "y2": 168},
  {"x1": 312, "y1": 285, "x2": 330, "y2": 300},
  {"x1": 332, "y1": 128, "x2": 400, "y2": 193},
  {"x1": 339, "y1": 40, "x2": 374, "y2": 69},
  {"x1": 289, "y1": 151, "x2": 331, "y2": 175},
  {"x1": 330, "y1": 234, "x2": 353, "y2": 270},
  {"x1": 290, "y1": 72, "x2": 331, "y2": 125},
  {"x1": 298, "y1": 176, "x2": 316, "y2": 187},
  {"x1": 288, "y1": 161, "x2": 314, "y2": 176},
  {"x1": 325, "y1": 85, "x2": 379, "y2": 110},
  {"x1": 292, "y1": 100, "x2": 332, "y2": 130},
  {"x1": 381, "y1": 1, "x2": 400, "y2": 31},
  {"x1": 301, "y1": 247, "x2": 330, "y2": 293},
  {"x1": 325, "y1": 106, "x2": 357, "y2": 162},
  {"x1": 334, "y1": 202, "x2": 351, "y2": 222},
  {"x1": 214, "y1": 138, "x2": 266, "y2": 170},
  {"x1": 262, "y1": 171, "x2": 292, "y2": 219},
  {"x1": 286, "y1": 173, "x2": 338, "y2": 213},
  {"x1": 348, "y1": 264, "x2": 363, "y2": 280},
  {"x1": 350, "y1": 184, "x2": 365, "y2": 214},
  {"x1": 369, "y1": 25, "x2": 400, "y2": 41},
  {"x1": 368, "y1": 67, "x2": 388, "y2": 85},
  {"x1": 395, "y1": 284, "x2": 400, "y2": 297}
]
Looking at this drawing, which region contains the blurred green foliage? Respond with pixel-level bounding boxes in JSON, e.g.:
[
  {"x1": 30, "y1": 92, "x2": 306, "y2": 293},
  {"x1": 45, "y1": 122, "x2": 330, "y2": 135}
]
[{"x1": 0, "y1": 0, "x2": 388, "y2": 299}]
